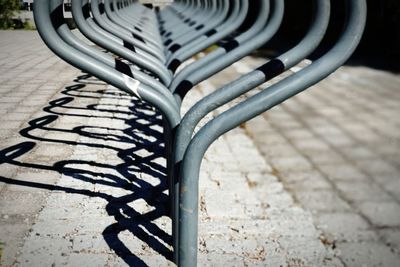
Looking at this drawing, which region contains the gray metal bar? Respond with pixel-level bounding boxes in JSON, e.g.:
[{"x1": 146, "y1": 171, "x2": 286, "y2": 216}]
[
  {"x1": 167, "y1": 0, "x2": 270, "y2": 76},
  {"x1": 165, "y1": 0, "x2": 229, "y2": 54},
  {"x1": 104, "y1": 0, "x2": 165, "y2": 54},
  {"x1": 178, "y1": 0, "x2": 367, "y2": 266},
  {"x1": 71, "y1": 0, "x2": 173, "y2": 86},
  {"x1": 175, "y1": 0, "x2": 330, "y2": 166},
  {"x1": 169, "y1": 0, "x2": 284, "y2": 102},
  {"x1": 166, "y1": 0, "x2": 249, "y2": 69},
  {"x1": 161, "y1": 0, "x2": 217, "y2": 42},
  {"x1": 172, "y1": 2, "x2": 329, "y2": 256},
  {"x1": 96, "y1": 0, "x2": 161, "y2": 56},
  {"x1": 34, "y1": 0, "x2": 180, "y2": 128},
  {"x1": 90, "y1": 0, "x2": 166, "y2": 63},
  {"x1": 52, "y1": 2, "x2": 178, "y2": 112},
  {"x1": 110, "y1": 0, "x2": 162, "y2": 46},
  {"x1": 170, "y1": 0, "x2": 274, "y2": 261}
]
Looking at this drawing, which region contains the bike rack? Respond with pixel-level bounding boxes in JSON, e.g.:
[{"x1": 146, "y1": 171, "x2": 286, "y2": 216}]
[{"x1": 33, "y1": 0, "x2": 367, "y2": 266}]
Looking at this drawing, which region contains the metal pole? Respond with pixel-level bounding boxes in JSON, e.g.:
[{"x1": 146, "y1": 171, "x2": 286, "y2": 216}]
[{"x1": 178, "y1": 1, "x2": 366, "y2": 266}]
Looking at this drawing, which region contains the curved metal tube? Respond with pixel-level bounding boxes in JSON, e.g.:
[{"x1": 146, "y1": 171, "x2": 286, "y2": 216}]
[
  {"x1": 175, "y1": 0, "x2": 330, "y2": 165},
  {"x1": 178, "y1": 0, "x2": 367, "y2": 266},
  {"x1": 103, "y1": 0, "x2": 165, "y2": 54},
  {"x1": 170, "y1": 0, "x2": 284, "y2": 103},
  {"x1": 71, "y1": 0, "x2": 173, "y2": 86},
  {"x1": 161, "y1": 0, "x2": 218, "y2": 42},
  {"x1": 90, "y1": 0, "x2": 166, "y2": 64},
  {"x1": 168, "y1": 0, "x2": 270, "y2": 79},
  {"x1": 166, "y1": 0, "x2": 249, "y2": 69},
  {"x1": 52, "y1": 1, "x2": 178, "y2": 112},
  {"x1": 165, "y1": 0, "x2": 229, "y2": 53},
  {"x1": 98, "y1": 0, "x2": 165, "y2": 58},
  {"x1": 107, "y1": 0, "x2": 162, "y2": 48},
  {"x1": 163, "y1": 0, "x2": 223, "y2": 44},
  {"x1": 170, "y1": 0, "x2": 272, "y2": 260},
  {"x1": 34, "y1": 0, "x2": 180, "y2": 129}
]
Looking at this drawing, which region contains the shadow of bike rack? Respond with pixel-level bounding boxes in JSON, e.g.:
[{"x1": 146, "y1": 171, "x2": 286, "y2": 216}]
[{"x1": 32, "y1": 0, "x2": 367, "y2": 266}]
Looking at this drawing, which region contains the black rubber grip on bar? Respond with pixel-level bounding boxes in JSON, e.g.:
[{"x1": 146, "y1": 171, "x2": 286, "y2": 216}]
[
  {"x1": 205, "y1": 29, "x2": 217, "y2": 37},
  {"x1": 169, "y1": 44, "x2": 181, "y2": 53},
  {"x1": 134, "y1": 26, "x2": 142, "y2": 32},
  {"x1": 115, "y1": 59, "x2": 134, "y2": 77},
  {"x1": 175, "y1": 80, "x2": 194, "y2": 99},
  {"x1": 256, "y1": 59, "x2": 285, "y2": 80},
  {"x1": 164, "y1": 39, "x2": 172, "y2": 46},
  {"x1": 123, "y1": 41, "x2": 136, "y2": 52},
  {"x1": 82, "y1": 2, "x2": 90, "y2": 19},
  {"x1": 132, "y1": 33, "x2": 145, "y2": 43},
  {"x1": 110, "y1": 2, "x2": 114, "y2": 11},
  {"x1": 220, "y1": 40, "x2": 240, "y2": 52},
  {"x1": 50, "y1": 3, "x2": 64, "y2": 28},
  {"x1": 168, "y1": 59, "x2": 181, "y2": 73},
  {"x1": 99, "y1": 3, "x2": 105, "y2": 14},
  {"x1": 195, "y1": 25, "x2": 204, "y2": 31}
]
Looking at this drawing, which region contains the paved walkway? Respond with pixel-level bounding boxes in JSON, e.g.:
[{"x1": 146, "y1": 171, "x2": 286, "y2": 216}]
[
  {"x1": 0, "y1": 31, "x2": 399, "y2": 267},
  {"x1": 208, "y1": 57, "x2": 400, "y2": 266}
]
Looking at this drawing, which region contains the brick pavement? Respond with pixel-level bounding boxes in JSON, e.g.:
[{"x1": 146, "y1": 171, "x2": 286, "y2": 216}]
[
  {"x1": 227, "y1": 57, "x2": 400, "y2": 266},
  {"x1": 0, "y1": 30, "x2": 399, "y2": 267}
]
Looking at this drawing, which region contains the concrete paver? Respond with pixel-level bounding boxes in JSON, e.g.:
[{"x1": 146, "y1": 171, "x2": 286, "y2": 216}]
[{"x1": 235, "y1": 56, "x2": 400, "y2": 265}]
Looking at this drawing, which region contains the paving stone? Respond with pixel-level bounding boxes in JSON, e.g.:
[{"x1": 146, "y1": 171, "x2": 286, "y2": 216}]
[
  {"x1": 381, "y1": 179, "x2": 400, "y2": 201},
  {"x1": 322, "y1": 134, "x2": 355, "y2": 147},
  {"x1": 198, "y1": 252, "x2": 246, "y2": 267},
  {"x1": 259, "y1": 143, "x2": 300, "y2": 158},
  {"x1": 303, "y1": 150, "x2": 346, "y2": 165},
  {"x1": 278, "y1": 236, "x2": 327, "y2": 267},
  {"x1": 7, "y1": 171, "x2": 60, "y2": 192},
  {"x1": 271, "y1": 155, "x2": 314, "y2": 172},
  {"x1": 335, "y1": 242, "x2": 400, "y2": 267},
  {"x1": 0, "y1": 190, "x2": 45, "y2": 215},
  {"x1": 16, "y1": 237, "x2": 71, "y2": 267},
  {"x1": 318, "y1": 164, "x2": 368, "y2": 181},
  {"x1": 0, "y1": 223, "x2": 31, "y2": 267},
  {"x1": 2, "y1": 112, "x2": 31, "y2": 121},
  {"x1": 284, "y1": 128, "x2": 316, "y2": 140},
  {"x1": 204, "y1": 188, "x2": 247, "y2": 219},
  {"x1": 294, "y1": 190, "x2": 351, "y2": 212},
  {"x1": 65, "y1": 253, "x2": 109, "y2": 267},
  {"x1": 341, "y1": 145, "x2": 377, "y2": 160},
  {"x1": 284, "y1": 173, "x2": 332, "y2": 191},
  {"x1": 335, "y1": 181, "x2": 392, "y2": 203},
  {"x1": 0, "y1": 121, "x2": 22, "y2": 130},
  {"x1": 258, "y1": 192, "x2": 295, "y2": 210},
  {"x1": 355, "y1": 159, "x2": 399, "y2": 177},
  {"x1": 315, "y1": 212, "x2": 377, "y2": 242},
  {"x1": 291, "y1": 138, "x2": 331, "y2": 152},
  {"x1": 320, "y1": 257, "x2": 344, "y2": 267},
  {"x1": 379, "y1": 229, "x2": 400, "y2": 253},
  {"x1": 0, "y1": 163, "x2": 19, "y2": 179},
  {"x1": 358, "y1": 202, "x2": 400, "y2": 227}
]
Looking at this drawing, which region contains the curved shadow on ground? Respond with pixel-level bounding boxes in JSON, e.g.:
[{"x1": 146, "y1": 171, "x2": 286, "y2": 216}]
[{"x1": 0, "y1": 73, "x2": 172, "y2": 266}]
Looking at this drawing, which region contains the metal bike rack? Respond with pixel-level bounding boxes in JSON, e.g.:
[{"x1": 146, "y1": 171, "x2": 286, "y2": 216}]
[{"x1": 33, "y1": 0, "x2": 366, "y2": 266}]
